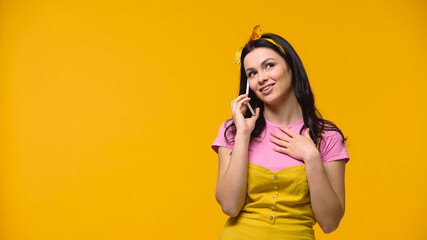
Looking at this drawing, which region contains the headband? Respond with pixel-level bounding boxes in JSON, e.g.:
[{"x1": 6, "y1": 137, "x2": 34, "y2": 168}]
[{"x1": 234, "y1": 25, "x2": 287, "y2": 65}]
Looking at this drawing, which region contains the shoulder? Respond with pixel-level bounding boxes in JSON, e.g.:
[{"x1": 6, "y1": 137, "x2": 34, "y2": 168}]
[
  {"x1": 212, "y1": 119, "x2": 236, "y2": 154},
  {"x1": 321, "y1": 128, "x2": 344, "y2": 141},
  {"x1": 222, "y1": 119, "x2": 234, "y2": 128},
  {"x1": 217, "y1": 119, "x2": 235, "y2": 135},
  {"x1": 319, "y1": 128, "x2": 350, "y2": 164}
]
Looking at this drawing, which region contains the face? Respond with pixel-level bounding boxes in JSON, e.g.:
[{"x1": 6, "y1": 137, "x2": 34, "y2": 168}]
[{"x1": 243, "y1": 47, "x2": 292, "y2": 106}]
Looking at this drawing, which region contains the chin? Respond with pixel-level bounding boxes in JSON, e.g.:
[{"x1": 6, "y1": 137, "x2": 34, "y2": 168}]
[{"x1": 262, "y1": 97, "x2": 282, "y2": 106}]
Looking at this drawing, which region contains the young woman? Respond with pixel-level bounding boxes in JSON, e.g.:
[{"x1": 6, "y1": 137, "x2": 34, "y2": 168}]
[{"x1": 211, "y1": 26, "x2": 350, "y2": 240}]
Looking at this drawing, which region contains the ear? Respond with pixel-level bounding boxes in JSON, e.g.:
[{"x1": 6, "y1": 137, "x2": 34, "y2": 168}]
[{"x1": 287, "y1": 66, "x2": 292, "y2": 78}]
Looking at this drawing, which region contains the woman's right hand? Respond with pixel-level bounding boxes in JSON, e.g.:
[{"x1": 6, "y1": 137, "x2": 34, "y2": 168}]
[{"x1": 231, "y1": 93, "x2": 260, "y2": 135}]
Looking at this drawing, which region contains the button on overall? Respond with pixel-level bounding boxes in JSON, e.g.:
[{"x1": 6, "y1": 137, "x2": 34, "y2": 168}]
[{"x1": 219, "y1": 163, "x2": 316, "y2": 240}]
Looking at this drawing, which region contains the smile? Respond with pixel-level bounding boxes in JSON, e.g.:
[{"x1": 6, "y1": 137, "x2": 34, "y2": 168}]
[{"x1": 260, "y1": 84, "x2": 275, "y2": 94}]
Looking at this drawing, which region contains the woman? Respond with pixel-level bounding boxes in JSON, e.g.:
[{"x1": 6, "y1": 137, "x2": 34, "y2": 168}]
[{"x1": 211, "y1": 25, "x2": 350, "y2": 240}]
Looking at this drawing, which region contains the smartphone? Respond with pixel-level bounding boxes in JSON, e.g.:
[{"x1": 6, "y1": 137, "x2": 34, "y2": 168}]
[{"x1": 246, "y1": 79, "x2": 255, "y2": 116}]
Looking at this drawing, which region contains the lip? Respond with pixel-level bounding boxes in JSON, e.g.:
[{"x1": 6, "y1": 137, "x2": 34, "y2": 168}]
[{"x1": 259, "y1": 83, "x2": 275, "y2": 93}]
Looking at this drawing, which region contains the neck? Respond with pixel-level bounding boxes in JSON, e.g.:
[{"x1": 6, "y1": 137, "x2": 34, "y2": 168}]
[{"x1": 263, "y1": 91, "x2": 303, "y2": 127}]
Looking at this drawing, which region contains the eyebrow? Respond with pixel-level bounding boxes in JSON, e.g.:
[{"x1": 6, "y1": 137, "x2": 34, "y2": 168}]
[{"x1": 245, "y1": 58, "x2": 275, "y2": 72}]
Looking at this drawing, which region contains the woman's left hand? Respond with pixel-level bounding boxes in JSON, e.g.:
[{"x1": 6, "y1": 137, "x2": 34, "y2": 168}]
[{"x1": 270, "y1": 127, "x2": 320, "y2": 163}]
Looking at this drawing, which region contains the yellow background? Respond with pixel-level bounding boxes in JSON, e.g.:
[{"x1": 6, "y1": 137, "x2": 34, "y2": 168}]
[{"x1": 1, "y1": 0, "x2": 426, "y2": 239}]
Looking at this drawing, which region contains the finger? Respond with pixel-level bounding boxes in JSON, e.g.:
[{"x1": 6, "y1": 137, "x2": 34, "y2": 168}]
[
  {"x1": 235, "y1": 98, "x2": 250, "y2": 116},
  {"x1": 270, "y1": 131, "x2": 291, "y2": 142},
  {"x1": 252, "y1": 107, "x2": 260, "y2": 118},
  {"x1": 273, "y1": 146, "x2": 288, "y2": 155},
  {"x1": 239, "y1": 102, "x2": 248, "y2": 113},
  {"x1": 248, "y1": 107, "x2": 260, "y2": 122},
  {"x1": 279, "y1": 126, "x2": 297, "y2": 137},
  {"x1": 232, "y1": 98, "x2": 247, "y2": 112},
  {"x1": 304, "y1": 128, "x2": 310, "y2": 138},
  {"x1": 237, "y1": 97, "x2": 251, "y2": 109},
  {"x1": 231, "y1": 94, "x2": 249, "y2": 109},
  {"x1": 269, "y1": 137, "x2": 289, "y2": 148},
  {"x1": 235, "y1": 93, "x2": 249, "y2": 102}
]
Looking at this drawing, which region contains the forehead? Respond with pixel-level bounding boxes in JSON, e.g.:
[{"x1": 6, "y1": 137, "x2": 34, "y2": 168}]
[{"x1": 243, "y1": 47, "x2": 283, "y2": 68}]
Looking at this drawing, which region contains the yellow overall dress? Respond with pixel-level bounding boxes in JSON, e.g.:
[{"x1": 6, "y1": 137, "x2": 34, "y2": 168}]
[{"x1": 219, "y1": 143, "x2": 321, "y2": 240}]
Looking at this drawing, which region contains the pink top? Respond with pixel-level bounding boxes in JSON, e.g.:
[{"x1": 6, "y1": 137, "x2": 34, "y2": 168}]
[{"x1": 211, "y1": 118, "x2": 349, "y2": 172}]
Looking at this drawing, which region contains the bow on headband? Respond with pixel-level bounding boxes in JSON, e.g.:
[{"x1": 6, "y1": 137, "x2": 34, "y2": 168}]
[{"x1": 234, "y1": 25, "x2": 286, "y2": 65}]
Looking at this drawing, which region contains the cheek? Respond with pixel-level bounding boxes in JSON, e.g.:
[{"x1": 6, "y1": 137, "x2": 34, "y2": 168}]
[
  {"x1": 270, "y1": 68, "x2": 287, "y2": 79},
  {"x1": 249, "y1": 83, "x2": 263, "y2": 97},
  {"x1": 249, "y1": 81, "x2": 257, "y2": 92}
]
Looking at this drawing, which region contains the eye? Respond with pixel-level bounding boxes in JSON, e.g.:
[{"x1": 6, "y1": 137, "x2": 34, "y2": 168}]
[
  {"x1": 266, "y1": 63, "x2": 275, "y2": 69},
  {"x1": 247, "y1": 71, "x2": 257, "y2": 78}
]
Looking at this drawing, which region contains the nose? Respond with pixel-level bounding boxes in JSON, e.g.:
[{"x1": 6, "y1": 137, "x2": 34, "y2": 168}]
[{"x1": 258, "y1": 71, "x2": 268, "y2": 84}]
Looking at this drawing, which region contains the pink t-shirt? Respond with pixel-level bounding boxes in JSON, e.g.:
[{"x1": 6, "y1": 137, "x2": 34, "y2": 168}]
[{"x1": 211, "y1": 118, "x2": 349, "y2": 172}]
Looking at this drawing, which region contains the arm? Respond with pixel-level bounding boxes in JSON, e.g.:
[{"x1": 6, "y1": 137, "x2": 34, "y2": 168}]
[
  {"x1": 304, "y1": 156, "x2": 346, "y2": 233},
  {"x1": 215, "y1": 133, "x2": 251, "y2": 217},
  {"x1": 269, "y1": 127, "x2": 347, "y2": 233},
  {"x1": 214, "y1": 93, "x2": 260, "y2": 217}
]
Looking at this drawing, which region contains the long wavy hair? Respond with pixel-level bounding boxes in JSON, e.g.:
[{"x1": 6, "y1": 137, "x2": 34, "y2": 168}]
[{"x1": 224, "y1": 33, "x2": 347, "y2": 148}]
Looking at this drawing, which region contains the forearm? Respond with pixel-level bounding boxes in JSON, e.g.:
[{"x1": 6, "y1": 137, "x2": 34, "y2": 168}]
[
  {"x1": 305, "y1": 154, "x2": 344, "y2": 233},
  {"x1": 216, "y1": 133, "x2": 251, "y2": 217}
]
